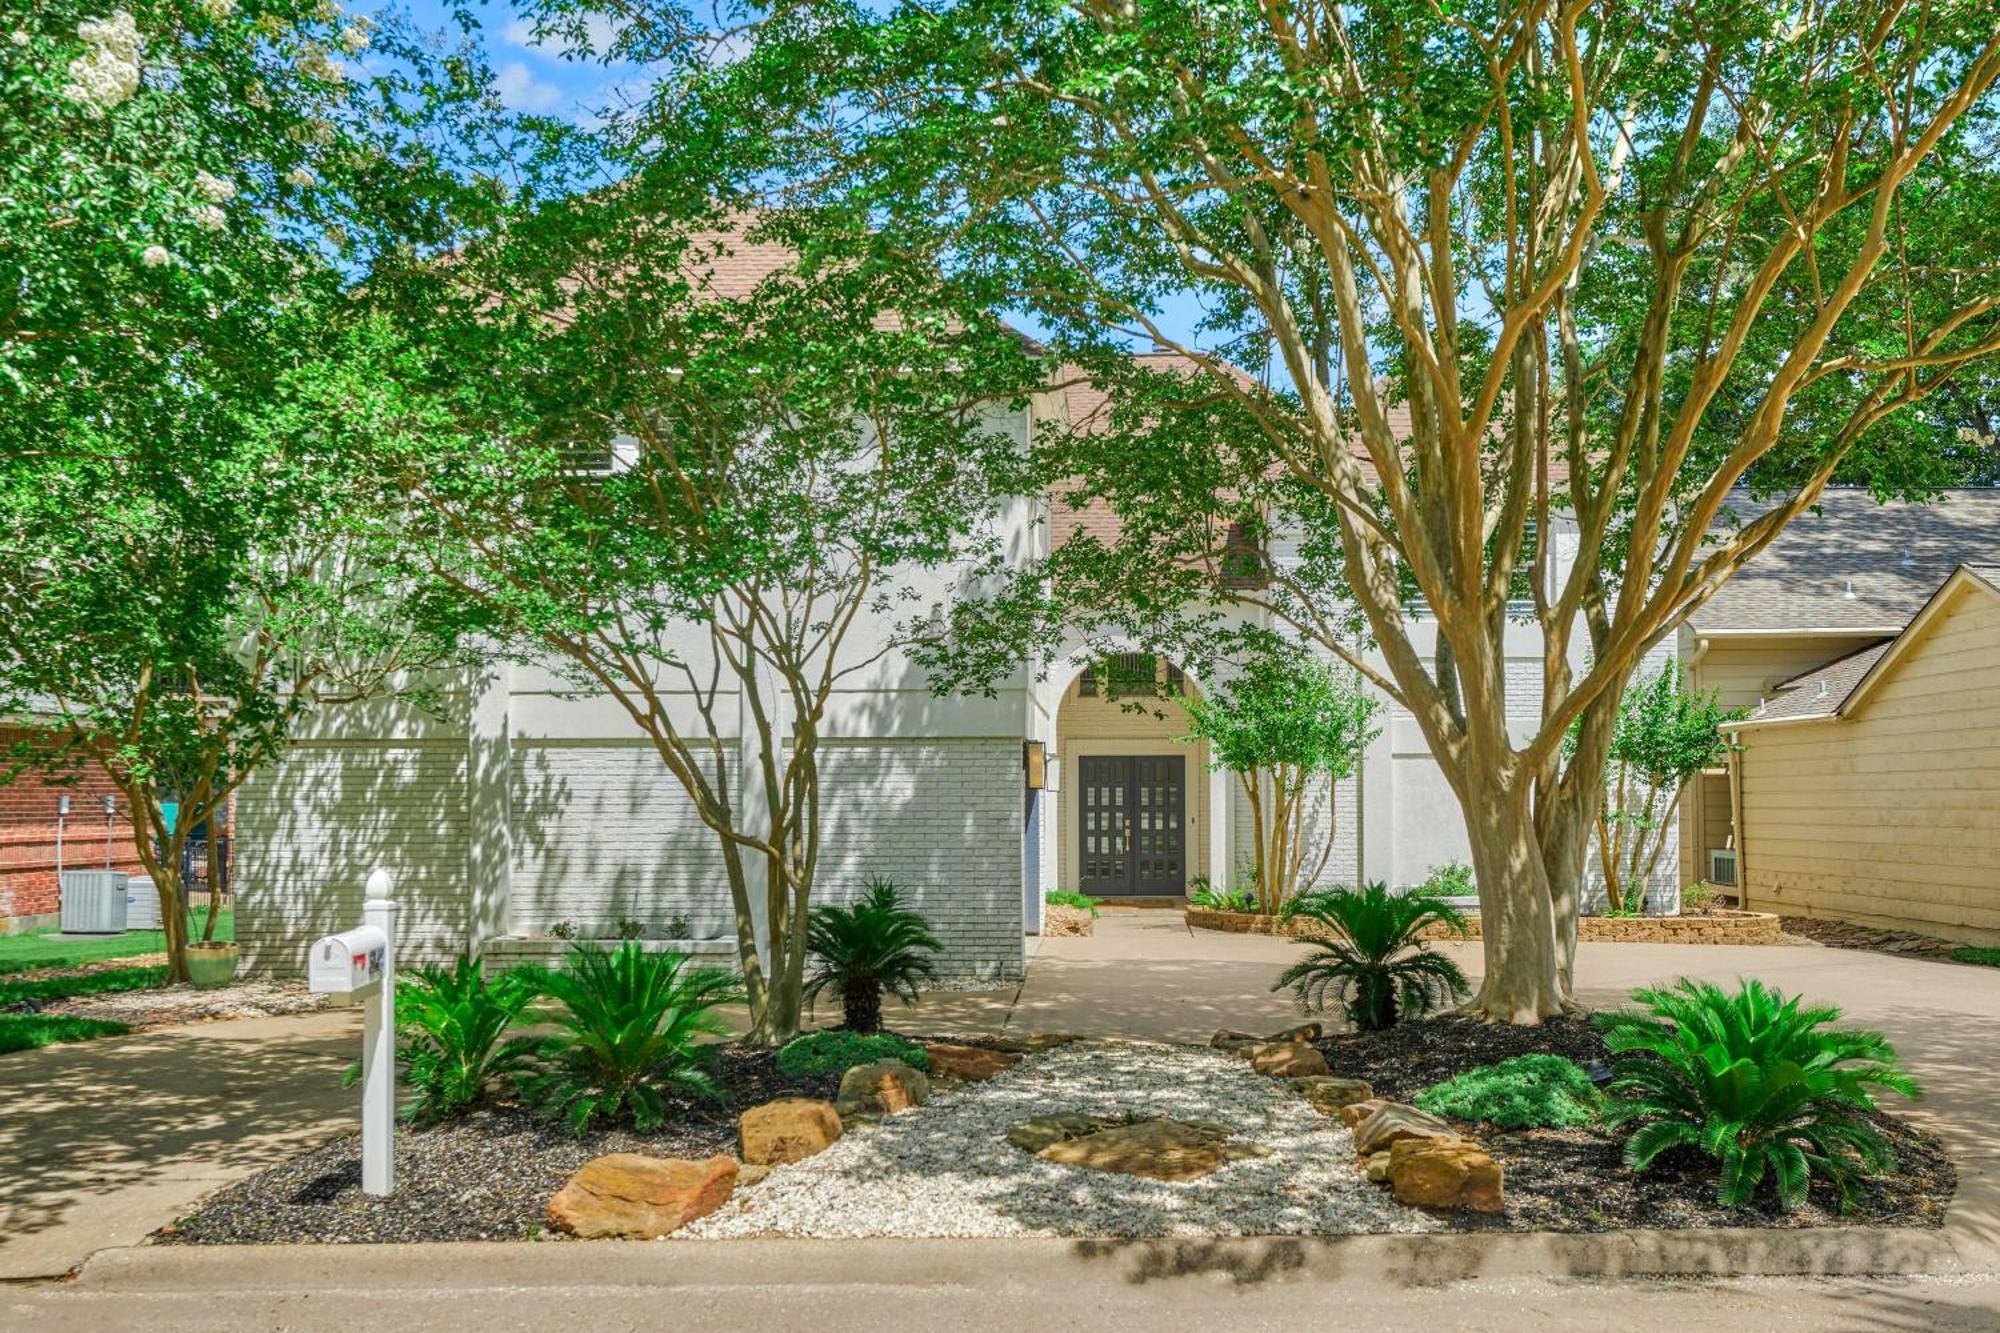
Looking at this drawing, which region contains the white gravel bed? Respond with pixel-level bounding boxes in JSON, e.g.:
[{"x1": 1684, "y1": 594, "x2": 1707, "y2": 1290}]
[
  {"x1": 680, "y1": 1041, "x2": 1441, "y2": 1239},
  {"x1": 55, "y1": 978, "x2": 329, "y2": 1027}
]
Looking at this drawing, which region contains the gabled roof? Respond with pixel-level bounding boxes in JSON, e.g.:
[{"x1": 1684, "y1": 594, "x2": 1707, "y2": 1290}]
[
  {"x1": 1725, "y1": 563, "x2": 2000, "y2": 731},
  {"x1": 1689, "y1": 488, "x2": 2000, "y2": 634}
]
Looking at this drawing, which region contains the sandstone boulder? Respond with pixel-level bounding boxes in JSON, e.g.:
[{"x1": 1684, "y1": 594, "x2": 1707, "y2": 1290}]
[
  {"x1": 739, "y1": 1098, "x2": 843, "y2": 1167},
  {"x1": 1339, "y1": 1097, "x2": 1393, "y2": 1129},
  {"x1": 1387, "y1": 1137, "x2": 1504, "y2": 1213},
  {"x1": 1248, "y1": 1040, "x2": 1331, "y2": 1078},
  {"x1": 923, "y1": 1041, "x2": 1022, "y2": 1082},
  {"x1": 1037, "y1": 1119, "x2": 1269, "y2": 1183},
  {"x1": 1209, "y1": 1029, "x2": 1262, "y2": 1052},
  {"x1": 1289, "y1": 1076, "x2": 1375, "y2": 1116},
  {"x1": 1364, "y1": 1150, "x2": 1394, "y2": 1182},
  {"x1": 1352, "y1": 1102, "x2": 1457, "y2": 1157},
  {"x1": 1006, "y1": 1112, "x2": 1120, "y2": 1153},
  {"x1": 1266, "y1": 1022, "x2": 1323, "y2": 1043},
  {"x1": 546, "y1": 1153, "x2": 737, "y2": 1239},
  {"x1": 835, "y1": 1059, "x2": 931, "y2": 1117}
]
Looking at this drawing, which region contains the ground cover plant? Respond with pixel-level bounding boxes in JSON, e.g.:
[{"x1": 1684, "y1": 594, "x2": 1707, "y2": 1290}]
[
  {"x1": 1951, "y1": 947, "x2": 2000, "y2": 968},
  {"x1": 1275, "y1": 884, "x2": 1470, "y2": 1030},
  {"x1": 0, "y1": 909, "x2": 232, "y2": 976},
  {"x1": 776, "y1": 1030, "x2": 930, "y2": 1078},
  {"x1": 0, "y1": 1012, "x2": 131, "y2": 1054},
  {"x1": 1415, "y1": 1054, "x2": 1604, "y2": 1130},
  {"x1": 803, "y1": 879, "x2": 943, "y2": 1033},
  {"x1": 1597, "y1": 979, "x2": 1921, "y2": 1210},
  {"x1": 1044, "y1": 889, "x2": 1099, "y2": 917},
  {"x1": 0, "y1": 965, "x2": 169, "y2": 1006},
  {"x1": 518, "y1": 944, "x2": 739, "y2": 1135}
]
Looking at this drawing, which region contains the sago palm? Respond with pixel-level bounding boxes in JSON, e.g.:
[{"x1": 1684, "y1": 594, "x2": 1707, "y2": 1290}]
[
  {"x1": 389, "y1": 956, "x2": 541, "y2": 1125},
  {"x1": 1596, "y1": 978, "x2": 1919, "y2": 1211},
  {"x1": 1272, "y1": 882, "x2": 1470, "y2": 1030},
  {"x1": 519, "y1": 943, "x2": 740, "y2": 1136},
  {"x1": 803, "y1": 877, "x2": 943, "y2": 1033}
]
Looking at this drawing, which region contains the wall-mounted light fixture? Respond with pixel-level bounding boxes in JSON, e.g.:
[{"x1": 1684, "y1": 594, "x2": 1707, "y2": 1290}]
[{"x1": 1022, "y1": 740, "x2": 1047, "y2": 790}]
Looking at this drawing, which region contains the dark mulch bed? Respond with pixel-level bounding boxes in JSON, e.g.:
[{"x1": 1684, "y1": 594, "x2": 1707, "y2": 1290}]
[
  {"x1": 1777, "y1": 916, "x2": 1964, "y2": 960},
  {"x1": 1315, "y1": 1014, "x2": 1955, "y2": 1233},
  {"x1": 160, "y1": 1046, "x2": 842, "y2": 1245}
]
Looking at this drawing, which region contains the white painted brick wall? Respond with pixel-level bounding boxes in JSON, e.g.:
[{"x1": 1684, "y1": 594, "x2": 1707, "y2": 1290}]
[
  {"x1": 235, "y1": 741, "x2": 472, "y2": 973},
  {"x1": 813, "y1": 738, "x2": 1026, "y2": 980}
]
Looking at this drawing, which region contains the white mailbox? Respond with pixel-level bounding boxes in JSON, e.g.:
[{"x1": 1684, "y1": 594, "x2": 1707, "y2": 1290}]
[{"x1": 308, "y1": 925, "x2": 387, "y2": 995}]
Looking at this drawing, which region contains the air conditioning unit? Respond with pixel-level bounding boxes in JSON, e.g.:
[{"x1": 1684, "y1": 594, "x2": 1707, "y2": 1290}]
[
  {"x1": 126, "y1": 876, "x2": 161, "y2": 930},
  {"x1": 1707, "y1": 848, "x2": 1739, "y2": 887},
  {"x1": 59, "y1": 870, "x2": 131, "y2": 935}
]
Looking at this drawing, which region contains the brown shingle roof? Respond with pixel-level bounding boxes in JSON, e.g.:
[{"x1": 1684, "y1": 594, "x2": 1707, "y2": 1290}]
[
  {"x1": 1689, "y1": 488, "x2": 2000, "y2": 634},
  {"x1": 1748, "y1": 641, "x2": 1893, "y2": 722}
]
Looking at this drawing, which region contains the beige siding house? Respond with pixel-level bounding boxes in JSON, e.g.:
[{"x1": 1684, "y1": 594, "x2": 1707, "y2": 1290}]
[
  {"x1": 1721, "y1": 564, "x2": 2000, "y2": 946},
  {"x1": 1678, "y1": 488, "x2": 2000, "y2": 891}
]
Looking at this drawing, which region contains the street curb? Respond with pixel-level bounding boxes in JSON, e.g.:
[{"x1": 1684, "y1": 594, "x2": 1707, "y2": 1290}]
[{"x1": 68, "y1": 1220, "x2": 1986, "y2": 1292}]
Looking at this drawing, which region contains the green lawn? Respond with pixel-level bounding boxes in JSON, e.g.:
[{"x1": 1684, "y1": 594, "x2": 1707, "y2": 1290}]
[
  {"x1": 1952, "y1": 946, "x2": 2000, "y2": 968},
  {"x1": 0, "y1": 1013, "x2": 132, "y2": 1054},
  {"x1": 0, "y1": 965, "x2": 170, "y2": 1006},
  {"x1": 0, "y1": 907, "x2": 231, "y2": 975}
]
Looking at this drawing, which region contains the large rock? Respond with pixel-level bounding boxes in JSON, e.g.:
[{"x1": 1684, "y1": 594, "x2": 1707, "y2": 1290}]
[
  {"x1": 1037, "y1": 1119, "x2": 1269, "y2": 1182},
  {"x1": 1005, "y1": 1112, "x2": 1125, "y2": 1154},
  {"x1": 1209, "y1": 1029, "x2": 1262, "y2": 1053},
  {"x1": 1248, "y1": 1040, "x2": 1331, "y2": 1078},
  {"x1": 1387, "y1": 1137, "x2": 1504, "y2": 1213},
  {"x1": 835, "y1": 1059, "x2": 931, "y2": 1117},
  {"x1": 1339, "y1": 1097, "x2": 1393, "y2": 1129},
  {"x1": 1364, "y1": 1150, "x2": 1394, "y2": 1182},
  {"x1": 923, "y1": 1041, "x2": 1022, "y2": 1082},
  {"x1": 1352, "y1": 1102, "x2": 1458, "y2": 1157},
  {"x1": 1289, "y1": 1076, "x2": 1375, "y2": 1116},
  {"x1": 545, "y1": 1153, "x2": 737, "y2": 1239},
  {"x1": 1266, "y1": 1022, "x2": 1323, "y2": 1044},
  {"x1": 739, "y1": 1098, "x2": 843, "y2": 1166}
]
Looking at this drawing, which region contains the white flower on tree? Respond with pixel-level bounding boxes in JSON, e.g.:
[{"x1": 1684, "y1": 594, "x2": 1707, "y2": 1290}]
[
  {"x1": 337, "y1": 18, "x2": 371, "y2": 54},
  {"x1": 9, "y1": 29, "x2": 29, "y2": 46},
  {"x1": 197, "y1": 0, "x2": 237, "y2": 19},
  {"x1": 191, "y1": 203, "x2": 227, "y2": 231},
  {"x1": 194, "y1": 169, "x2": 236, "y2": 202},
  {"x1": 140, "y1": 244, "x2": 173, "y2": 267},
  {"x1": 296, "y1": 42, "x2": 345, "y2": 84},
  {"x1": 286, "y1": 166, "x2": 317, "y2": 189},
  {"x1": 61, "y1": 11, "x2": 142, "y2": 116}
]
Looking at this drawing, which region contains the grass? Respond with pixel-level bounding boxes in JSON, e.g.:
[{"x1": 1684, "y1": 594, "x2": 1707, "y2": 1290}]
[
  {"x1": 1044, "y1": 889, "x2": 1100, "y2": 916},
  {"x1": 1952, "y1": 946, "x2": 2000, "y2": 968},
  {"x1": 0, "y1": 965, "x2": 171, "y2": 1006},
  {"x1": 0, "y1": 1013, "x2": 131, "y2": 1054},
  {"x1": 0, "y1": 906, "x2": 231, "y2": 975}
]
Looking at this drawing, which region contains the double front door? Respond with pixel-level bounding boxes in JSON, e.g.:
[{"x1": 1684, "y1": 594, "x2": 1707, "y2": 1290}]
[{"x1": 1077, "y1": 755, "x2": 1187, "y2": 896}]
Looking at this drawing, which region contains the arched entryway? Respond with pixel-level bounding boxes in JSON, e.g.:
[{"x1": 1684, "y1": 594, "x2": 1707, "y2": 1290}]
[{"x1": 1054, "y1": 653, "x2": 1215, "y2": 899}]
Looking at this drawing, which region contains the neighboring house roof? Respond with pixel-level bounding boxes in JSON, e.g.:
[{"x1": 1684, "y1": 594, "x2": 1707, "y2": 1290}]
[
  {"x1": 1689, "y1": 488, "x2": 2000, "y2": 634},
  {"x1": 1725, "y1": 563, "x2": 2000, "y2": 731}
]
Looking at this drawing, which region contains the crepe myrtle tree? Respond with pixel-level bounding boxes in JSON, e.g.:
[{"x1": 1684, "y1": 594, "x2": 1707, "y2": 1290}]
[
  {"x1": 0, "y1": 0, "x2": 525, "y2": 981},
  {"x1": 367, "y1": 194, "x2": 1044, "y2": 1044},
  {"x1": 1180, "y1": 642, "x2": 1381, "y2": 915},
  {"x1": 1593, "y1": 665, "x2": 1737, "y2": 915},
  {"x1": 666, "y1": 0, "x2": 2000, "y2": 1019}
]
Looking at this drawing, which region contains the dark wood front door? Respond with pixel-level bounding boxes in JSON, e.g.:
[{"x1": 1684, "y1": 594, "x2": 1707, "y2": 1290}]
[{"x1": 1078, "y1": 755, "x2": 1187, "y2": 896}]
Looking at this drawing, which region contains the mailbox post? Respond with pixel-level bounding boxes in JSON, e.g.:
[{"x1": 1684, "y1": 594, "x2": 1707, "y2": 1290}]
[{"x1": 307, "y1": 869, "x2": 398, "y2": 1197}]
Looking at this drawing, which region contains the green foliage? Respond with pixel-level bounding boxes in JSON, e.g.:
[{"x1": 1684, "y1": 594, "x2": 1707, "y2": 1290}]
[
  {"x1": 804, "y1": 879, "x2": 944, "y2": 1034},
  {"x1": 1596, "y1": 668, "x2": 1741, "y2": 912},
  {"x1": 377, "y1": 957, "x2": 539, "y2": 1128},
  {"x1": 612, "y1": 917, "x2": 646, "y2": 942},
  {"x1": 1951, "y1": 947, "x2": 2000, "y2": 968},
  {"x1": 548, "y1": 921, "x2": 578, "y2": 942},
  {"x1": 1420, "y1": 863, "x2": 1475, "y2": 898},
  {"x1": 0, "y1": 964, "x2": 167, "y2": 1006},
  {"x1": 0, "y1": 909, "x2": 231, "y2": 976},
  {"x1": 775, "y1": 1030, "x2": 930, "y2": 1078},
  {"x1": 1596, "y1": 979, "x2": 1920, "y2": 1211},
  {"x1": 1274, "y1": 883, "x2": 1471, "y2": 1030},
  {"x1": 1044, "y1": 889, "x2": 1100, "y2": 916},
  {"x1": 1189, "y1": 883, "x2": 1258, "y2": 913},
  {"x1": 0, "y1": 1013, "x2": 131, "y2": 1054},
  {"x1": 1182, "y1": 646, "x2": 1382, "y2": 912},
  {"x1": 1415, "y1": 1055, "x2": 1605, "y2": 1130},
  {"x1": 518, "y1": 944, "x2": 740, "y2": 1137}
]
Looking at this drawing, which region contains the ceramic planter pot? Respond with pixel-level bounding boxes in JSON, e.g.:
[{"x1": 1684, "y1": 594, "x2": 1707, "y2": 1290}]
[{"x1": 186, "y1": 941, "x2": 240, "y2": 989}]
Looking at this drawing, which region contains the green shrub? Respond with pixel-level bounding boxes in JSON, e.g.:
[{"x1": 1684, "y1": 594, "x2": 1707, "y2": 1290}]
[
  {"x1": 1951, "y1": 946, "x2": 2000, "y2": 968},
  {"x1": 1272, "y1": 882, "x2": 1470, "y2": 1030},
  {"x1": 775, "y1": 1030, "x2": 930, "y2": 1078},
  {"x1": 1415, "y1": 1054, "x2": 1604, "y2": 1129},
  {"x1": 1044, "y1": 889, "x2": 1099, "y2": 916},
  {"x1": 360, "y1": 956, "x2": 538, "y2": 1126},
  {"x1": 804, "y1": 878, "x2": 943, "y2": 1033},
  {"x1": 519, "y1": 943, "x2": 739, "y2": 1136},
  {"x1": 1420, "y1": 861, "x2": 1475, "y2": 897},
  {"x1": 1189, "y1": 883, "x2": 1258, "y2": 912},
  {"x1": 1597, "y1": 978, "x2": 1920, "y2": 1211}
]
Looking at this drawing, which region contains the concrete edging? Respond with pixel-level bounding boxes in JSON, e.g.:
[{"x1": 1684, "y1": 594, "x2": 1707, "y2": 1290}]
[
  {"x1": 1186, "y1": 907, "x2": 1788, "y2": 946},
  {"x1": 68, "y1": 1219, "x2": 1980, "y2": 1292}
]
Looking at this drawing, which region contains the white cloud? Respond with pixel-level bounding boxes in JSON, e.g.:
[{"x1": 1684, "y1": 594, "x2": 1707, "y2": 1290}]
[
  {"x1": 501, "y1": 12, "x2": 622, "y2": 58},
  {"x1": 494, "y1": 60, "x2": 564, "y2": 113}
]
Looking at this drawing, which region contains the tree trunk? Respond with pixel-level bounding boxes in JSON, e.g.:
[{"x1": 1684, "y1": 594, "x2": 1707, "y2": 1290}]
[
  {"x1": 841, "y1": 980, "x2": 881, "y2": 1033},
  {"x1": 1460, "y1": 791, "x2": 1567, "y2": 1023},
  {"x1": 157, "y1": 864, "x2": 191, "y2": 986},
  {"x1": 201, "y1": 834, "x2": 222, "y2": 943}
]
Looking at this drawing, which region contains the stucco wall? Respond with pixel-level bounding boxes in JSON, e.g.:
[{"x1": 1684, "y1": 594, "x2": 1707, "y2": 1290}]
[{"x1": 1736, "y1": 583, "x2": 2000, "y2": 945}]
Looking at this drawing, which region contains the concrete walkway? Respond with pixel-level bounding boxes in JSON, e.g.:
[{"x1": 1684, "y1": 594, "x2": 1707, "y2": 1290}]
[{"x1": 0, "y1": 1008, "x2": 361, "y2": 1280}]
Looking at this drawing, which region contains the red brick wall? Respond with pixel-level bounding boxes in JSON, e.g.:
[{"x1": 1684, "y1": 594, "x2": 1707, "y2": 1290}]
[{"x1": 0, "y1": 726, "x2": 147, "y2": 924}]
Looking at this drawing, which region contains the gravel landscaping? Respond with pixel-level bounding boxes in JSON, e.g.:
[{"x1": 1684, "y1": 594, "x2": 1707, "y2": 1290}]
[
  {"x1": 682, "y1": 1041, "x2": 1434, "y2": 1240},
  {"x1": 50, "y1": 977, "x2": 330, "y2": 1030}
]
